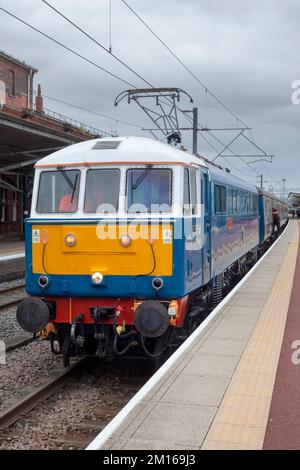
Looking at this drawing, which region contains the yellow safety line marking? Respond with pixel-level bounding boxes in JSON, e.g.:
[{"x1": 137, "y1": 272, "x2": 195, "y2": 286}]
[{"x1": 202, "y1": 223, "x2": 299, "y2": 450}]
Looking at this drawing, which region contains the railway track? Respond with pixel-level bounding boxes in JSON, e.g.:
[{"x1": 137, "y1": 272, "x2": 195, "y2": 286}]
[
  {"x1": 0, "y1": 358, "x2": 86, "y2": 430},
  {"x1": 0, "y1": 284, "x2": 27, "y2": 311},
  {"x1": 6, "y1": 334, "x2": 34, "y2": 353},
  {"x1": 0, "y1": 358, "x2": 152, "y2": 450}
]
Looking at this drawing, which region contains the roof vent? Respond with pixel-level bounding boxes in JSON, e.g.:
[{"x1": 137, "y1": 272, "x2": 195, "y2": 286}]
[{"x1": 92, "y1": 140, "x2": 121, "y2": 150}]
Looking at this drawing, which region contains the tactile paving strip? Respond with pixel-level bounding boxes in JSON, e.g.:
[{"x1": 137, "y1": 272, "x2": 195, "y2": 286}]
[{"x1": 202, "y1": 223, "x2": 299, "y2": 450}]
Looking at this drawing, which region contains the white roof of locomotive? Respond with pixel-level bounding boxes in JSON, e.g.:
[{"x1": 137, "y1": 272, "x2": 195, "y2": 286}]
[{"x1": 35, "y1": 136, "x2": 207, "y2": 168}]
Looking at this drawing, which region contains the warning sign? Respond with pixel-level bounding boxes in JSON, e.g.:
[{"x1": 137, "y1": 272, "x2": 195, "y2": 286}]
[
  {"x1": 163, "y1": 229, "x2": 172, "y2": 244},
  {"x1": 32, "y1": 229, "x2": 40, "y2": 243}
]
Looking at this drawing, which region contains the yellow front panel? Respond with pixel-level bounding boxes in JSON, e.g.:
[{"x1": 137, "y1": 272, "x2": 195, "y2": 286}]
[{"x1": 32, "y1": 223, "x2": 173, "y2": 276}]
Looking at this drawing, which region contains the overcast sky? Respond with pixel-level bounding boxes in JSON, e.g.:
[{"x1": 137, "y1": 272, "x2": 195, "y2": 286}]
[{"x1": 1, "y1": 0, "x2": 299, "y2": 194}]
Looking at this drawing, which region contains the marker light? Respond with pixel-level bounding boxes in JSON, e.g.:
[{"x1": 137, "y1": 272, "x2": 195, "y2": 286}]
[
  {"x1": 120, "y1": 234, "x2": 132, "y2": 247},
  {"x1": 91, "y1": 272, "x2": 103, "y2": 285},
  {"x1": 41, "y1": 229, "x2": 49, "y2": 245},
  {"x1": 64, "y1": 232, "x2": 77, "y2": 247},
  {"x1": 168, "y1": 300, "x2": 178, "y2": 317}
]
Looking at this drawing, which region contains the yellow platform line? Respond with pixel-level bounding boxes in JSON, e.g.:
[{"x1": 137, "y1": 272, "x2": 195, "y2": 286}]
[{"x1": 202, "y1": 223, "x2": 299, "y2": 450}]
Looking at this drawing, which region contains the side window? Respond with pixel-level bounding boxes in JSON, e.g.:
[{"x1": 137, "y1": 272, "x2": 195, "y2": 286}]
[
  {"x1": 242, "y1": 193, "x2": 246, "y2": 212},
  {"x1": 253, "y1": 195, "x2": 258, "y2": 212},
  {"x1": 232, "y1": 190, "x2": 238, "y2": 213},
  {"x1": 183, "y1": 168, "x2": 190, "y2": 215},
  {"x1": 248, "y1": 194, "x2": 253, "y2": 212},
  {"x1": 183, "y1": 168, "x2": 199, "y2": 215},
  {"x1": 215, "y1": 185, "x2": 227, "y2": 213},
  {"x1": 245, "y1": 194, "x2": 250, "y2": 212},
  {"x1": 265, "y1": 199, "x2": 271, "y2": 218},
  {"x1": 190, "y1": 170, "x2": 198, "y2": 215},
  {"x1": 202, "y1": 173, "x2": 208, "y2": 214}
]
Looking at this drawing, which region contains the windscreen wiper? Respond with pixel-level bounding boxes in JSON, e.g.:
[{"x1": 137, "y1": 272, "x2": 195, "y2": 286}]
[
  {"x1": 58, "y1": 168, "x2": 76, "y2": 191},
  {"x1": 70, "y1": 173, "x2": 79, "y2": 203},
  {"x1": 132, "y1": 165, "x2": 152, "y2": 190}
]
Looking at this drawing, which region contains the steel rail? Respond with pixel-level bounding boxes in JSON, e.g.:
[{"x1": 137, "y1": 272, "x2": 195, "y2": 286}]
[{"x1": 0, "y1": 358, "x2": 86, "y2": 430}]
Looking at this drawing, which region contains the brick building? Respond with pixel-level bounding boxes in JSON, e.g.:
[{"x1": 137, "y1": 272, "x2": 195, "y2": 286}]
[
  {"x1": 0, "y1": 52, "x2": 37, "y2": 237},
  {"x1": 0, "y1": 51, "x2": 103, "y2": 240},
  {"x1": 0, "y1": 50, "x2": 37, "y2": 111}
]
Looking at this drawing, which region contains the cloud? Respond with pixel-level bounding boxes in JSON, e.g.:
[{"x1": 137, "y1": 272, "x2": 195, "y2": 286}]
[{"x1": 0, "y1": 0, "x2": 299, "y2": 191}]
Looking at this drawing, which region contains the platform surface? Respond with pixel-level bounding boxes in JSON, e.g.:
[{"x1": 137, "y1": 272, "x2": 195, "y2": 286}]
[
  {"x1": 0, "y1": 241, "x2": 25, "y2": 281},
  {"x1": 0, "y1": 240, "x2": 24, "y2": 260},
  {"x1": 95, "y1": 221, "x2": 300, "y2": 450}
]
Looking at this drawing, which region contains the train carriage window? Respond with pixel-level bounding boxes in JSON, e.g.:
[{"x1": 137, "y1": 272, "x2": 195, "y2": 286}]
[
  {"x1": 245, "y1": 193, "x2": 250, "y2": 212},
  {"x1": 253, "y1": 195, "x2": 258, "y2": 212},
  {"x1": 84, "y1": 169, "x2": 120, "y2": 213},
  {"x1": 127, "y1": 168, "x2": 172, "y2": 213},
  {"x1": 215, "y1": 185, "x2": 227, "y2": 213},
  {"x1": 248, "y1": 194, "x2": 253, "y2": 212},
  {"x1": 37, "y1": 170, "x2": 80, "y2": 213},
  {"x1": 232, "y1": 190, "x2": 238, "y2": 213}
]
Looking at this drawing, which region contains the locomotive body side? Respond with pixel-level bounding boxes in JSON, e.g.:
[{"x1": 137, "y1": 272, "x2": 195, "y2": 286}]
[
  {"x1": 208, "y1": 166, "x2": 259, "y2": 277},
  {"x1": 17, "y1": 137, "x2": 287, "y2": 363}
]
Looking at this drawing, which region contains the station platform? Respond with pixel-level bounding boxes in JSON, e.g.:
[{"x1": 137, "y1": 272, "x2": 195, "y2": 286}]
[
  {"x1": 87, "y1": 220, "x2": 300, "y2": 451},
  {"x1": 0, "y1": 240, "x2": 25, "y2": 281}
]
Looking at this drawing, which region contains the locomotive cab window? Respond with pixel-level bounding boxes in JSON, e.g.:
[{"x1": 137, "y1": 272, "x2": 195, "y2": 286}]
[
  {"x1": 215, "y1": 185, "x2": 227, "y2": 213},
  {"x1": 36, "y1": 170, "x2": 80, "y2": 213},
  {"x1": 126, "y1": 167, "x2": 172, "y2": 213},
  {"x1": 84, "y1": 169, "x2": 120, "y2": 213},
  {"x1": 183, "y1": 168, "x2": 199, "y2": 216}
]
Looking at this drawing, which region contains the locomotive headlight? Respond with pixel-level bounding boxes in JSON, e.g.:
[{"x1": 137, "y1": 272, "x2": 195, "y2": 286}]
[
  {"x1": 38, "y1": 275, "x2": 49, "y2": 288},
  {"x1": 91, "y1": 272, "x2": 103, "y2": 285},
  {"x1": 120, "y1": 234, "x2": 132, "y2": 247},
  {"x1": 64, "y1": 232, "x2": 77, "y2": 247}
]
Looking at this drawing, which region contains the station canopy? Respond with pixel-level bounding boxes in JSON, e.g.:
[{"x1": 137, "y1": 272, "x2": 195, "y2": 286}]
[{"x1": 0, "y1": 109, "x2": 98, "y2": 174}]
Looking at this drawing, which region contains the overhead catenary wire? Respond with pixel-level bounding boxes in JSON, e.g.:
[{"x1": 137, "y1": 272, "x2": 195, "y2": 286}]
[
  {"x1": 120, "y1": 0, "x2": 273, "y2": 171},
  {"x1": 40, "y1": 0, "x2": 197, "y2": 134},
  {"x1": 1, "y1": 2, "x2": 250, "y2": 155},
  {"x1": 199, "y1": 132, "x2": 259, "y2": 179},
  {"x1": 120, "y1": 0, "x2": 249, "y2": 128},
  {"x1": 1, "y1": 4, "x2": 186, "y2": 133},
  {"x1": 0, "y1": 5, "x2": 138, "y2": 89},
  {"x1": 41, "y1": 94, "x2": 143, "y2": 129},
  {"x1": 1, "y1": 3, "x2": 274, "y2": 181},
  {"x1": 41, "y1": 0, "x2": 154, "y2": 89},
  {"x1": 182, "y1": 109, "x2": 260, "y2": 176}
]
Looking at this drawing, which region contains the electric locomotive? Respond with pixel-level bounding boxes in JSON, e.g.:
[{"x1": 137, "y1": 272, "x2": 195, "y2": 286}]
[{"x1": 16, "y1": 137, "x2": 288, "y2": 365}]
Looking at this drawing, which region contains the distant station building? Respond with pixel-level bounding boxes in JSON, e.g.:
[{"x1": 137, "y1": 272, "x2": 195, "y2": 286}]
[{"x1": 0, "y1": 50, "x2": 103, "y2": 240}]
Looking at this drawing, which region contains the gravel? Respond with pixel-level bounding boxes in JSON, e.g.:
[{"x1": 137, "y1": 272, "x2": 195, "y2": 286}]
[
  {"x1": 0, "y1": 307, "x2": 24, "y2": 340},
  {"x1": 0, "y1": 339, "x2": 67, "y2": 409},
  {"x1": 0, "y1": 358, "x2": 153, "y2": 450},
  {"x1": 0, "y1": 279, "x2": 27, "y2": 340},
  {"x1": 0, "y1": 280, "x2": 153, "y2": 450}
]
